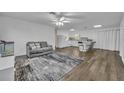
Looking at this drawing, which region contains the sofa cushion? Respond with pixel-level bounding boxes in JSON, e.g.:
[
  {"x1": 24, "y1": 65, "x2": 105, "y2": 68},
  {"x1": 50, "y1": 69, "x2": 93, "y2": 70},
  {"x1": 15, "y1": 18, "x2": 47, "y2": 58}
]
[
  {"x1": 45, "y1": 47, "x2": 53, "y2": 51},
  {"x1": 30, "y1": 48, "x2": 44, "y2": 54},
  {"x1": 35, "y1": 42, "x2": 41, "y2": 48},
  {"x1": 39, "y1": 47, "x2": 52, "y2": 51},
  {"x1": 30, "y1": 47, "x2": 53, "y2": 54},
  {"x1": 41, "y1": 42, "x2": 48, "y2": 47},
  {"x1": 29, "y1": 43, "x2": 37, "y2": 50}
]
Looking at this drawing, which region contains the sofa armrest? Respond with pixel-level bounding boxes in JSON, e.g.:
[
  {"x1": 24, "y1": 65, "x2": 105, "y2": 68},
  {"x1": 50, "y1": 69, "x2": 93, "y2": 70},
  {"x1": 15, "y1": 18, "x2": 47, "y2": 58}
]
[
  {"x1": 47, "y1": 45, "x2": 53, "y2": 51},
  {"x1": 26, "y1": 45, "x2": 31, "y2": 57}
]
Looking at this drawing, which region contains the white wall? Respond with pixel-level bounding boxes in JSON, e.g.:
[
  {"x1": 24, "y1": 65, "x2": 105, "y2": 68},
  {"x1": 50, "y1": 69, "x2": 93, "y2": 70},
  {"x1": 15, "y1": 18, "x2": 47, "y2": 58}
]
[
  {"x1": 120, "y1": 16, "x2": 124, "y2": 63},
  {"x1": 0, "y1": 16, "x2": 55, "y2": 56}
]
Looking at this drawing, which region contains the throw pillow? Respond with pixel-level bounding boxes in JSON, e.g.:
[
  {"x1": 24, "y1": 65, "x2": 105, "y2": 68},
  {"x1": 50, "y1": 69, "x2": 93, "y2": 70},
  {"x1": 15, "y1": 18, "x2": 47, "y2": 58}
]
[
  {"x1": 29, "y1": 43, "x2": 37, "y2": 50},
  {"x1": 35, "y1": 42, "x2": 41, "y2": 48}
]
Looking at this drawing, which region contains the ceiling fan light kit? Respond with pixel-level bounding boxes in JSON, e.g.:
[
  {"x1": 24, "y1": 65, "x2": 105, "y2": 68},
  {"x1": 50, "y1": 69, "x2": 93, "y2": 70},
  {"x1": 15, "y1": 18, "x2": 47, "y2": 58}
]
[
  {"x1": 56, "y1": 21, "x2": 64, "y2": 26},
  {"x1": 49, "y1": 12, "x2": 72, "y2": 27},
  {"x1": 93, "y1": 25, "x2": 102, "y2": 28}
]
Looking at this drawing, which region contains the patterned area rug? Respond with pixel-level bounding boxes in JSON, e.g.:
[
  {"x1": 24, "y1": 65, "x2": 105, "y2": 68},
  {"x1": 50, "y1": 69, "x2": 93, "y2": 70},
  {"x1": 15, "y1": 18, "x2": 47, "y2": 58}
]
[{"x1": 15, "y1": 52, "x2": 83, "y2": 81}]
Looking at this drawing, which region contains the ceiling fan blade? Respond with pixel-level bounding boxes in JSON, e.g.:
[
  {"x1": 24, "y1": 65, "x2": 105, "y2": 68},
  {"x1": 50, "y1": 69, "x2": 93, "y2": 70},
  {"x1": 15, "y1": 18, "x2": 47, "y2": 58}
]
[
  {"x1": 60, "y1": 17, "x2": 65, "y2": 21},
  {"x1": 49, "y1": 12, "x2": 63, "y2": 18},
  {"x1": 63, "y1": 20, "x2": 71, "y2": 23},
  {"x1": 51, "y1": 19, "x2": 58, "y2": 22},
  {"x1": 62, "y1": 12, "x2": 85, "y2": 19}
]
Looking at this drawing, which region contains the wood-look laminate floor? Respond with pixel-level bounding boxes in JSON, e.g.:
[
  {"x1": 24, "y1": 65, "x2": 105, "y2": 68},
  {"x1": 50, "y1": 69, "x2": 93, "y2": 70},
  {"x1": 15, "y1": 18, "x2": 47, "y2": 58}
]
[{"x1": 56, "y1": 47, "x2": 124, "y2": 81}]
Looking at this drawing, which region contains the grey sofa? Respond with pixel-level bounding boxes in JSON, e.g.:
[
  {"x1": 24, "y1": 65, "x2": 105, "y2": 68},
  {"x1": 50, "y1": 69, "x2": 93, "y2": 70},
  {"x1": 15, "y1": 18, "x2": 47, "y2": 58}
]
[{"x1": 26, "y1": 41, "x2": 53, "y2": 58}]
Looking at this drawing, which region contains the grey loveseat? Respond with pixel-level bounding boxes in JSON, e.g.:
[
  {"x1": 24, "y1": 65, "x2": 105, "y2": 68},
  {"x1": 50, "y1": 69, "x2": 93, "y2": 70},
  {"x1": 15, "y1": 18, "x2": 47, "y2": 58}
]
[{"x1": 26, "y1": 41, "x2": 53, "y2": 58}]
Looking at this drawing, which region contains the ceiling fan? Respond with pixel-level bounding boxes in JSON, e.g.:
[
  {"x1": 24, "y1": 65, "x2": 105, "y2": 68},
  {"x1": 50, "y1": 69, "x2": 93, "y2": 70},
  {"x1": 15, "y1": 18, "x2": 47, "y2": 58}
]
[{"x1": 49, "y1": 12, "x2": 72, "y2": 27}]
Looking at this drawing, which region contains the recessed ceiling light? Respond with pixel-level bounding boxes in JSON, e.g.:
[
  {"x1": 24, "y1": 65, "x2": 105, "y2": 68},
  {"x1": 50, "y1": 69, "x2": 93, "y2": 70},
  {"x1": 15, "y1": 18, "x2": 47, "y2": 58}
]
[
  {"x1": 70, "y1": 28, "x2": 75, "y2": 31},
  {"x1": 93, "y1": 25, "x2": 102, "y2": 28}
]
